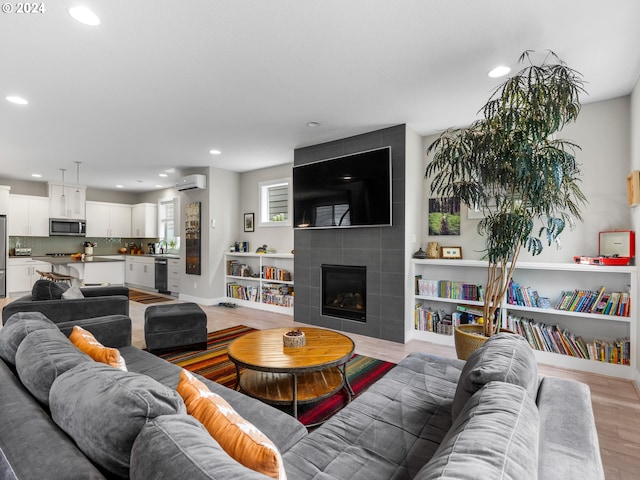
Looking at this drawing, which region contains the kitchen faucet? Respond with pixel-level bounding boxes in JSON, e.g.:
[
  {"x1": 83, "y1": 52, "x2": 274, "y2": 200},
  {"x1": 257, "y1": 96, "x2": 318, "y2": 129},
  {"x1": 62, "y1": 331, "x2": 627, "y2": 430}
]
[{"x1": 159, "y1": 240, "x2": 168, "y2": 254}]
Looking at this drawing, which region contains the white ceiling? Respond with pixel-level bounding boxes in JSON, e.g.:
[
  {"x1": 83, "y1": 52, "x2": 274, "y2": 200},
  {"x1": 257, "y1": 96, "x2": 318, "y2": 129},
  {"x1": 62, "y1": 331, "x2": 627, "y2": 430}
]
[{"x1": 2, "y1": 0, "x2": 639, "y2": 192}]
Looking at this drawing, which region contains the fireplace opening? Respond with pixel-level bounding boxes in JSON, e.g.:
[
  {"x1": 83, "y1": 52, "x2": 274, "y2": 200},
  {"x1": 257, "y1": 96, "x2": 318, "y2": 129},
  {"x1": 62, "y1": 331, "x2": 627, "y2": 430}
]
[{"x1": 322, "y1": 264, "x2": 366, "y2": 322}]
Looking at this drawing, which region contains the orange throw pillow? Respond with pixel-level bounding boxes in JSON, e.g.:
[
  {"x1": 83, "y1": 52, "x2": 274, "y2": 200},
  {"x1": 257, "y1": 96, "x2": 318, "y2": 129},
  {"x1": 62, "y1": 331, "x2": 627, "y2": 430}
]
[
  {"x1": 176, "y1": 370, "x2": 286, "y2": 480},
  {"x1": 69, "y1": 326, "x2": 127, "y2": 371}
]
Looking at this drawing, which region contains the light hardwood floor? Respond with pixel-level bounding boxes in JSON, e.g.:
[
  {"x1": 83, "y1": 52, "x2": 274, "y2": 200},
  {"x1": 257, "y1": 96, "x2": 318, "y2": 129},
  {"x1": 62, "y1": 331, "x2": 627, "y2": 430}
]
[{"x1": 3, "y1": 294, "x2": 639, "y2": 479}]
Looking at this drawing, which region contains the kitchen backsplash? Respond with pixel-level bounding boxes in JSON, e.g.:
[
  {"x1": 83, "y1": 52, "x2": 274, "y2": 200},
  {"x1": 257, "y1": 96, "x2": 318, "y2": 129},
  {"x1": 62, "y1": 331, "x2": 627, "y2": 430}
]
[{"x1": 9, "y1": 236, "x2": 160, "y2": 256}]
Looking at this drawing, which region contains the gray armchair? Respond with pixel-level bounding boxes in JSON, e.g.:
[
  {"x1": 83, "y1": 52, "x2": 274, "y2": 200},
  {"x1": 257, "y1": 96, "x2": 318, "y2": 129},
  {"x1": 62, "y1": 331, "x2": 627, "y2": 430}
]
[{"x1": 1, "y1": 282, "x2": 131, "y2": 347}]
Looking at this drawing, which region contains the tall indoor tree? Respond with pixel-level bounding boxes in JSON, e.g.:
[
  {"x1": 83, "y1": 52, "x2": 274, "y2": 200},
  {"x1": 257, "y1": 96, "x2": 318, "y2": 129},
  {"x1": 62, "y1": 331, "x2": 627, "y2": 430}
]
[{"x1": 425, "y1": 51, "x2": 588, "y2": 338}]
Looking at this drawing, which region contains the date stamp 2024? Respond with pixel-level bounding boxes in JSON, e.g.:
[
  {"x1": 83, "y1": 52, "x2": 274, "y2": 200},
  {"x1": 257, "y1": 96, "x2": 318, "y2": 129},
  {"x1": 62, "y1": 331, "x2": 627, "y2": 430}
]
[{"x1": 1, "y1": 3, "x2": 45, "y2": 14}]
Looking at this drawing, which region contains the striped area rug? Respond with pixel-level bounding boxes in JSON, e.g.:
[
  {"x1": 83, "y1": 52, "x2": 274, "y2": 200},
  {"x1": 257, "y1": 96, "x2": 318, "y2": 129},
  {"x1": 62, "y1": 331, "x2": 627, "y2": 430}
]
[
  {"x1": 129, "y1": 289, "x2": 174, "y2": 304},
  {"x1": 158, "y1": 325, "x2": 396, "y2": 426}
]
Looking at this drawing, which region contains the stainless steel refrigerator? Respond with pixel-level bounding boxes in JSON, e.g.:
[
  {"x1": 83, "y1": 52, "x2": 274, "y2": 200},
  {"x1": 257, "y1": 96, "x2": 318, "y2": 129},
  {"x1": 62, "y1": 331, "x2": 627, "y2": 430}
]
[{"x1": 0, "y1": 215, "x2": 5, "y2": 297}]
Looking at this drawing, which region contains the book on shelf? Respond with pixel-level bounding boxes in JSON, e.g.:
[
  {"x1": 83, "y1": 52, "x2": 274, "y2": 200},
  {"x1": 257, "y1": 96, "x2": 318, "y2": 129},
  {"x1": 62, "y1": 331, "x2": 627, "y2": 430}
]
[
  {"x1": 414, "y1": 304, "x2": 455, "y2": 335},
  {"x1": 226, "y1": 282, "x2": 258, "y2": 302},
  {"x1": 226, "y1": 260, "x2": 253, "y2": 278},
  {"x1": 415, "y1": 278, "x2": 483, "y2": 302},
  {"x1": 507, "y1": 279, "x2": 540, "y2": 308},
  {"x1": 456, "y1": 304, "x2": 483, "y2": 316},
  {"x1": 554, "y1": 287, "x2": 630, "y2": 317},
  {"x1": 261, "y1": 283, "x2": 294, "y2": 307},
  {"x1": 262, "y1": 265, "x2": 292, "y2": 282},
  {"x1": 504, "y1": 313, "x2": 630, "y2": 365}
]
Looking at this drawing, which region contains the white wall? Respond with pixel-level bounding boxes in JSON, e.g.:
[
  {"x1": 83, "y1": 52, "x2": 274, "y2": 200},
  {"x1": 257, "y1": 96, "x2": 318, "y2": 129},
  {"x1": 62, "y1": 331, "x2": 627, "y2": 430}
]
[
  {"x1": 404, "y1": 126, "x2": 424, "y2": 341},
  {"x1": 420, "y1": 97, "x2": 632, "y2": 263},
  {"x1": 209, "y1": 168, "x2": 241, "y2": 302},
  {"x1": 177, "y1": 167, "x2": 240, "y2": 305},
  {"x1": 629, "y1": 76, "x2": 640, "y2": 384},
  {"x1": 632, "y1": 79, "x2": 640, "y2": 171},
  {"x1": 239, "y1": 163, "x2": 294, "y2": 254},
  {"x1": 175, "y1": 167, "x2": 210, "y2": 302}
]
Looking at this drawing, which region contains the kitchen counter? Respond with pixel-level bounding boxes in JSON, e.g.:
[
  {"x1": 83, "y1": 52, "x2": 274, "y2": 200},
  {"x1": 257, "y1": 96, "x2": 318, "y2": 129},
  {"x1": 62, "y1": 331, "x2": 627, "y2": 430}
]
[
  {"x1": 32, "y1": 256, "x2": 125, "y2": 264},
  {"x1": 34, "y1": 256, "x2": 126, "y2": 286},
  {"x1": 124, "y1": 253, "x2": 180, "y2": 259}
]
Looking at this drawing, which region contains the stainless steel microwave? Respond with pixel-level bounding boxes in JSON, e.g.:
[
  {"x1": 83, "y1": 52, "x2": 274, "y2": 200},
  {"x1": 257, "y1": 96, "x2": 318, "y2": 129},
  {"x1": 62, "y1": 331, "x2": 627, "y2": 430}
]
[{"x1": 49, "y1": 218, "x2": 86, "y2": 236}]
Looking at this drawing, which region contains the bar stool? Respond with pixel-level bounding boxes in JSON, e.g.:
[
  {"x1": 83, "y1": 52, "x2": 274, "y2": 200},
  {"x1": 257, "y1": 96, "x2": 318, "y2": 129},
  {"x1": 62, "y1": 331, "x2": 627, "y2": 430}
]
[{"x1": 36, "y1": 270, "x2": 75, "y2": 286}]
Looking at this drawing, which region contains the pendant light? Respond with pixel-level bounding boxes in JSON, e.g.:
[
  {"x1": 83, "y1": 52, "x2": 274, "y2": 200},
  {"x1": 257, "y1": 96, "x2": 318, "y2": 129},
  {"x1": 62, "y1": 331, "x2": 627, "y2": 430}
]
[
  {"x1": 60, "y1": 168, "x2": 67, "y2": 217},
  {"x1": 74, "y1": 161, "x2": 82, "y2": 215}
]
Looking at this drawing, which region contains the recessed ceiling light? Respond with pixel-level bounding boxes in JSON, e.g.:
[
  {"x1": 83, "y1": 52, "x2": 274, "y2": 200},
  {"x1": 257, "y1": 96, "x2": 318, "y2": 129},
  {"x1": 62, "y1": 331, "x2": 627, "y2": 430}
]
[
  {"x1": 115, "y1": 185, "x2": 124, "y2": 188},
  {"x1": 488, "y1": 65, "x2": 511, "y2": 78},
  {"x1": 209, "y1": 149, "x2": 221, "y2": 155},
  {"x1": 159, "y1": 173, "x2": 168, "y2": 177},
  {"x1": 154, "y1": 184, "x2": 163, "y2": 188},
  {"x1": 306, "y1": 121, "x2": 321, "y2": 128},
  {"x1": 6, "y1": 96, "x2": 28, "y2": 105},
  {"x1": 31, "y1": 173, "x2": 42, "y2": 178},
  {"x1": 68, "y1": 6, "x2": 100, "y2": 26}
]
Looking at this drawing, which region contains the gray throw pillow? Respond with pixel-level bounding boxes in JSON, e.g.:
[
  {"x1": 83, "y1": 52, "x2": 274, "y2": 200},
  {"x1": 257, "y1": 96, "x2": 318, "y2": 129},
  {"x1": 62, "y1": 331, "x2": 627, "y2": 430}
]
[
  {"x1": 32, "y1": 279, "x2": 68, "y2": 300},
  {"x1": 131, "y1": 414, "x2": 270, "y2": 480},
  {"x1": 62, "y1": 284, "x2": 85, "y2": 299},
  {"x1": 49, "y1": 362, "x2": 186, "y2": 478},
  {"x1": 416, "y1": 381, "x2": 539, "y2": 480},
  {"x1": 0, "y1": 312, "x2": 58, "y2": 367},
  {"x1": 15, "y1": 328, "x2": 92, "y2": 405},
  {"x1": 452, "y1": 332, "x2": 538, "y2": 420}
]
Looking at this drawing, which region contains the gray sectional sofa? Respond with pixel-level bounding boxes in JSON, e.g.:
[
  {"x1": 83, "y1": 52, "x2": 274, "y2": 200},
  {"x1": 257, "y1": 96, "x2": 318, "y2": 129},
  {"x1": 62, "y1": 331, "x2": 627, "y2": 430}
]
[{"x1": 0, "y1": 311, "x2": 604, "y2": 480}]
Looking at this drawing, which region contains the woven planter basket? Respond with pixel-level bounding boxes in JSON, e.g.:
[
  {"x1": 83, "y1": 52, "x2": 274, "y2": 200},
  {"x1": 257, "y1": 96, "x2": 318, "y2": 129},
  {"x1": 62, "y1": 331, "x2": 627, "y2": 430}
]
[
  {"x1": 454, "y1": 324, "x2": 490, "y2": 360},
  {"x1": 454, "y1": 324, "x2": 515, "y2": 360}
]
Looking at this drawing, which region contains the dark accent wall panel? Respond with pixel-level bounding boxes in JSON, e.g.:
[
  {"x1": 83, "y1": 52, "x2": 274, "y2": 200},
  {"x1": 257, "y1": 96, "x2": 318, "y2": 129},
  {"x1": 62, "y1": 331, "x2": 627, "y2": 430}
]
[{"x1": 293, "y1": 125, "x2": 406, "y2": 343}]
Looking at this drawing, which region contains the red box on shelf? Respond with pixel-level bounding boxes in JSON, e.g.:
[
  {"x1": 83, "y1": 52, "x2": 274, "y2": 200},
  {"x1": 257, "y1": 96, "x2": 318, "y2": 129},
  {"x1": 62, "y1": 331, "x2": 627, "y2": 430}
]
[
  {"x1": 599, "y1": 230, "x2": 635, "y2": 258},
  {"x1": 573, "y1": 230, "x2": 635, "y2": 266}
]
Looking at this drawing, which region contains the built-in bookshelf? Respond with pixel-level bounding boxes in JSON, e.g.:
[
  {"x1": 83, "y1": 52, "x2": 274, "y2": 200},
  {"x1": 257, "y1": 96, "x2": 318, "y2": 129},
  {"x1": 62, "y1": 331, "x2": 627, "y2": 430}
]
[
  {"x1": 224, "y1": 252, "x2": 294, "y2": 315},
  {"x1": 411, "y1": 259, "x2": 638, "y2": 379}
]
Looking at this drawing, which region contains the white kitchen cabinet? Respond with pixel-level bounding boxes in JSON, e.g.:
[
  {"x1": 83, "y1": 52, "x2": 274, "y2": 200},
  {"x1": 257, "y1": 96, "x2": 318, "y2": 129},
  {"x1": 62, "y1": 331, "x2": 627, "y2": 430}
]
[
  {"x1": 131, "y1": 203, "x2": 158, "y2": 238},
  {"x1": 86, "y1": 201, "x2": 132, "y2": 238},
  {"x1": 48, "y1": 183, "x2": 86, "y2": 219},
  {"x1": 7, "y1": 258, "x2": 51, "y2": 295},
  {"x1": 125, "y1": 256, "x2": 155, "y2": 289},
  {"x1": 168, "y1": 258, "x2": 180, "y2": 294},
  {"x1": 8, "y1": 194, "x2": 50, "y2": 237}
]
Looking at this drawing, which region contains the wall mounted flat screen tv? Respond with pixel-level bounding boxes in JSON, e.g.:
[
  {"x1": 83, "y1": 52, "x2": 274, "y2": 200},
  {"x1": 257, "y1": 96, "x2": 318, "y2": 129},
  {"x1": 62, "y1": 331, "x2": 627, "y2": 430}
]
[{"x1": 293, "y1": 146, "x2": 392, "y2": 229}]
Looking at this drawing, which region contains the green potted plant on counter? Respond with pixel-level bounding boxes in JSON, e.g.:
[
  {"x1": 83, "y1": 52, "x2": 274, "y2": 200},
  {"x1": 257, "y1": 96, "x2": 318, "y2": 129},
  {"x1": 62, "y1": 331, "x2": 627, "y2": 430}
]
[{"x1": 425, "y1": 51, "x2": 587, "y2": 358}]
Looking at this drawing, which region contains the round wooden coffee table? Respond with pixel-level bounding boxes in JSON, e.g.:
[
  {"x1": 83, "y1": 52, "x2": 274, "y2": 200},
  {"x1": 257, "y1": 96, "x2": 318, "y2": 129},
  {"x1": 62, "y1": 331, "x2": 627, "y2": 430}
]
[{"x1": 227, "y1": 327, "x2": 355, "y2": 419}]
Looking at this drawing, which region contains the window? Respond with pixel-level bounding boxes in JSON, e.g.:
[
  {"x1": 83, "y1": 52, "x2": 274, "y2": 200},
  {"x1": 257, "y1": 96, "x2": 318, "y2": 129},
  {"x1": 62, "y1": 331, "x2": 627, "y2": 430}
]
[
  {"x1": 259, "y1": 178, "x2": 291, "y2": 227},
  {"x1": 158, "y1": 197, "x2": 180, "y2": 247}
]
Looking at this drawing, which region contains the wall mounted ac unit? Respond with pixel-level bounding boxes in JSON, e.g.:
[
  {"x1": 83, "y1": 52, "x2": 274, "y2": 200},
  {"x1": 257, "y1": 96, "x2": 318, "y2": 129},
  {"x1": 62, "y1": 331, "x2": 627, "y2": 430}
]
[{"x1": 176, "y1": 174, "x2": 206, "y2": 191}]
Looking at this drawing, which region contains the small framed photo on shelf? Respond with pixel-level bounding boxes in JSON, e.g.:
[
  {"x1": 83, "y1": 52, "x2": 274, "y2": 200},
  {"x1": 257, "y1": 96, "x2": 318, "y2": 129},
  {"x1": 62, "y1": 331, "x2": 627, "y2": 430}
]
[
  {"x1": 244, "y1": 213, "x2": 254, "y2": 232},
  {"x1": 441, "y1": 246, "x2": 462, "y2": 259}
]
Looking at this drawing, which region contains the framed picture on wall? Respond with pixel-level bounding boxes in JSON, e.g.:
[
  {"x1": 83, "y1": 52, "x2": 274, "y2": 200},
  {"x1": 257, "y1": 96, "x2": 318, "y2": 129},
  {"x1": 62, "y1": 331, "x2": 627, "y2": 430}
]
[
  {"x1": 441, "y1": 246, "x2": 463, "y2": 259},
  {"x1": 428, "y1": 197, "x2": 461, "y2": 235},
  {"x1": 185, "y1": 202, "x2": 201, "y2": 275},
  {"x1": 244, "y1": 212, "x2": 254, "y2": 232}
]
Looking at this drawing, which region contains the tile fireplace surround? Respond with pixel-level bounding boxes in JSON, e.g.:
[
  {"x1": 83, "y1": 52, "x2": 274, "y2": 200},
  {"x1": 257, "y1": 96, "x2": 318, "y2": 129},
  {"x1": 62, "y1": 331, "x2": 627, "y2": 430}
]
[{"x1": 293, "y1": 125, "x2": 406, "y2": 343}]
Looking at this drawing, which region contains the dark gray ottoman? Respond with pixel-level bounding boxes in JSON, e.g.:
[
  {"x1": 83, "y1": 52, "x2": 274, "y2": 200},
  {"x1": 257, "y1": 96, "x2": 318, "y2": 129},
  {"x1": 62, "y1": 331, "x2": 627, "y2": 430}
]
[{"x1": 144, "y1": 303, "x2": 207, "y2": 353}]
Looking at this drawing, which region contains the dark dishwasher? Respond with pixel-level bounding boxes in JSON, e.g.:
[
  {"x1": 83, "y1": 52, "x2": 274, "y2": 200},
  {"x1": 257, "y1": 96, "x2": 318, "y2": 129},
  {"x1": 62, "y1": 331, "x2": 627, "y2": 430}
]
[{"x1": 154, "y1": 257, "x2": 169, "y2": 294}]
